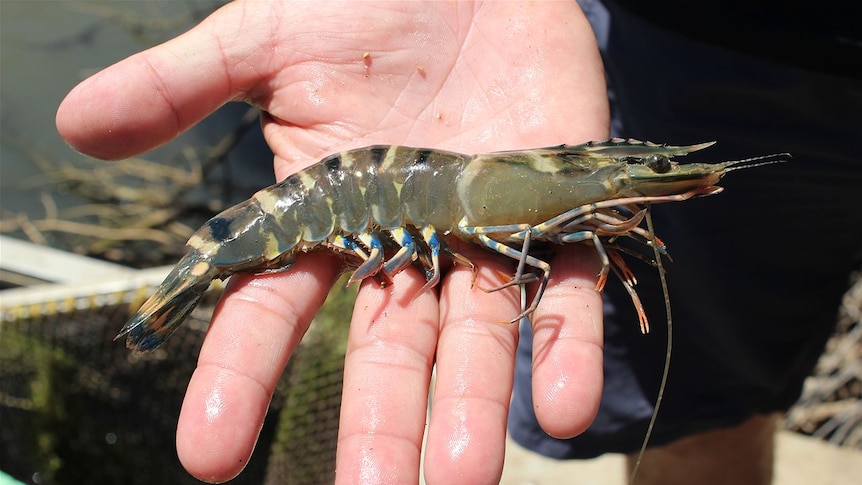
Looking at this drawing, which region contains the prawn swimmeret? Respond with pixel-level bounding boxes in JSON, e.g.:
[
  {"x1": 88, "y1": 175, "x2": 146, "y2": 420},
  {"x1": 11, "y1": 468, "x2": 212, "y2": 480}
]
[{"x1": 118, "y1": 138, "x2": 784, "y2": 352}]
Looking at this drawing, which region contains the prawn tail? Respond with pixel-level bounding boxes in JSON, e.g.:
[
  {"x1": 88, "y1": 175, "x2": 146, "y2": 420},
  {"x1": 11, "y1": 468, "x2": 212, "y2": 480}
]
[{"x1": 116, "y1": 250, "x2": 220, "y2": 352}]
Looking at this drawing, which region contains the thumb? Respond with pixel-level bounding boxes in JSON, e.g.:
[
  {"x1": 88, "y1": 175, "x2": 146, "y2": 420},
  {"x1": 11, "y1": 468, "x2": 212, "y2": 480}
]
[{"x1": 55, "y1": 1, "x2": 278, "y2": 160}]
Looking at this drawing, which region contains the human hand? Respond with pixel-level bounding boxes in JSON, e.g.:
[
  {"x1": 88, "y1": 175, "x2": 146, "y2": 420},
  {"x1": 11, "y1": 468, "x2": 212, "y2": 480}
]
[{"x1": 56, "y1": 1, "x2": 609, "y2": 483}]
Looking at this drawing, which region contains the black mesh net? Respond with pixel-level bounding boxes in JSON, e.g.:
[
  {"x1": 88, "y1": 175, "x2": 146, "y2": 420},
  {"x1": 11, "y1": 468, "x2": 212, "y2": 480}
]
[{"x1": 1, "y1": 287, "x2": 349, "y2": 485}]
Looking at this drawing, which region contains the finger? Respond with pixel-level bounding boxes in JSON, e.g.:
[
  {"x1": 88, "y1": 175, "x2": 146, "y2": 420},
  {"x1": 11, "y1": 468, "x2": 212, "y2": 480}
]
[
  {"x1": 529, "y1": 245, "x2": 604, "y2": 439},
  {"x1": 55, "y1": 1, "x2": 275, "y2": 159},
  {"x1": 423, "y1": 252, "x2": 521, "y2": 485},
  {"x1": 176, "y1": 254, "x2": 341, "y2": 483},
  {"x1": 335, "y1": 268, "x2": 440, "y2": 484}
]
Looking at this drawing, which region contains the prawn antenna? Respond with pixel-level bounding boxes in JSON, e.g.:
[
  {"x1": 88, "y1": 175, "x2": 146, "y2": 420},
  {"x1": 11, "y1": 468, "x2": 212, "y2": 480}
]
[
  {"x1": 628, "y1": 204, "x2": 673, "y2": 485},
  {"x1": 722, "y1": 152, "x2": 790, "y2": 173}
]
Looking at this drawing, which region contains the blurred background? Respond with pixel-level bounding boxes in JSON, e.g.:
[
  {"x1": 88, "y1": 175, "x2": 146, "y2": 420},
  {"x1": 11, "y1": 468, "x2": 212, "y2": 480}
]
[
  {"x1": 1, "y1": 2, "x2": 350, "y2": 484},
  {"x1": 0, "y1": 2, "x2": 859, "y2": 484}
]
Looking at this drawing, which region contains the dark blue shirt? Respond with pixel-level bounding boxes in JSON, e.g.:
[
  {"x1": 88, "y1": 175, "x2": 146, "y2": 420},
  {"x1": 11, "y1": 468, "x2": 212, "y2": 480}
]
[{"x1": 613, "y1": 0, "x2": 862, "y2": 78}]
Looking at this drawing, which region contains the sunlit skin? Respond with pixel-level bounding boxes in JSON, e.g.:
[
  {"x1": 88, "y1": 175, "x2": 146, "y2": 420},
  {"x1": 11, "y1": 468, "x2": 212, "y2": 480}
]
[{"x1": 56, "y1": 2, "x2": 608, "y2": 483}]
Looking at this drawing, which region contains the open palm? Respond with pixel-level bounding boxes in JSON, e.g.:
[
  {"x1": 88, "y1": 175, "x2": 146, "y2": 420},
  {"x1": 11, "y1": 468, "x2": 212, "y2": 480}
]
[{"x1": 57, "y1": 2, "x2": 609, "y2": 483}]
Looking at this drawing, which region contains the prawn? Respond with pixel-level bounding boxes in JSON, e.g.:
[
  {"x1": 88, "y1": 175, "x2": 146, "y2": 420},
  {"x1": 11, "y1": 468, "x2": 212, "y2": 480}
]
[{"x1": 117, "y1": 138, "x2": 783, "y2": 351}]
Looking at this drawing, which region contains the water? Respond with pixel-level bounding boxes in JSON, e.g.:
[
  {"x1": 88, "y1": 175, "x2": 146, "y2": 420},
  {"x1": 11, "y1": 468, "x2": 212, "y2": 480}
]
[{"x1": 0, "y1": 0, "x2": 272, "y2": 234}]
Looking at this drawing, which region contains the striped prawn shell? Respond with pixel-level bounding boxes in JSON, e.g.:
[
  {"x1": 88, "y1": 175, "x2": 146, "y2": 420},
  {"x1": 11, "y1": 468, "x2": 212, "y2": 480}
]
[{"x1": 118, "y1": 139, "x2": 770, "y2": 351}]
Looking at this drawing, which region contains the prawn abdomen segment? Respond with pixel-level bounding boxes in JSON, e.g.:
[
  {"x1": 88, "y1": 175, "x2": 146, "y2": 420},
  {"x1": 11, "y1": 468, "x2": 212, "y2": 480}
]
[{"x1": 189, "y1": 189, "x2": 304, "y2": 273}]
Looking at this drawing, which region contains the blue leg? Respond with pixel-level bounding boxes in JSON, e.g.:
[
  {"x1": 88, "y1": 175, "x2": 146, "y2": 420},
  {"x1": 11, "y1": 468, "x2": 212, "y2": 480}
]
[{"x1": 382, "y1": 227, "x2": 418, "y2": 277}]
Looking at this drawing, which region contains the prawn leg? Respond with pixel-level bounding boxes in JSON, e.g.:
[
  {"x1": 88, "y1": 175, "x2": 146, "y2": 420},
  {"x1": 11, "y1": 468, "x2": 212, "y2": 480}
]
[
  {"x1": 457, "y1": 218, "x2": 550, "y2": 322},
  {"x1": 382, "y1": 227, "x2": 419, "y2": 276},
  {"x1": 609, "y1": 249, "x2": 650, "y2": 333},
  {"x1": 328, "y1": 233, "x2": 391, "y2": 287},
  {"x1": 417, "y1": 225, "x2": 443, "y2": 294}
]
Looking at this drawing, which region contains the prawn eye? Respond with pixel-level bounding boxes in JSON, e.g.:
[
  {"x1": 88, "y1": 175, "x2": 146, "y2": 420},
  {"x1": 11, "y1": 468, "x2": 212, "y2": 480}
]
[{"x1": 646, "y1": 154, "x2": 671, "y2": 173}]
